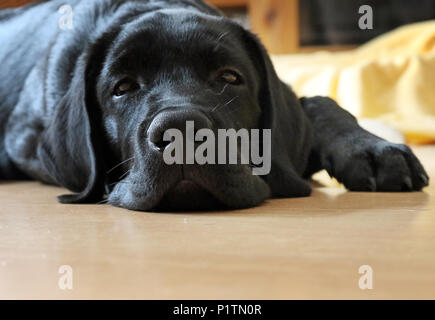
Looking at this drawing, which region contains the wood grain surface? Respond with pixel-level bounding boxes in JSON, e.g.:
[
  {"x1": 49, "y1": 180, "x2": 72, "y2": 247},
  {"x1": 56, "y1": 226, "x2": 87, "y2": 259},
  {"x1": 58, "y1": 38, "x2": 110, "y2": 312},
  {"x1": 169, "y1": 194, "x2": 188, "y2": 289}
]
[{"x1": 0, "y1": 146, "x2": 434, "y2": 299}]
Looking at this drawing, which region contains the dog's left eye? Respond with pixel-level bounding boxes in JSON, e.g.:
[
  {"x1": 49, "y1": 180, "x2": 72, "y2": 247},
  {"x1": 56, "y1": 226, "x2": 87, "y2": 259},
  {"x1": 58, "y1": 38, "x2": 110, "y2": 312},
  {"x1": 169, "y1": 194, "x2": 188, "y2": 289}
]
[
  {"x1": 113, "y1": 79, "x2": 138, "y2": 97},
  {"x1": 219, "y1": 70, "x2": 243, "y2": 85}
]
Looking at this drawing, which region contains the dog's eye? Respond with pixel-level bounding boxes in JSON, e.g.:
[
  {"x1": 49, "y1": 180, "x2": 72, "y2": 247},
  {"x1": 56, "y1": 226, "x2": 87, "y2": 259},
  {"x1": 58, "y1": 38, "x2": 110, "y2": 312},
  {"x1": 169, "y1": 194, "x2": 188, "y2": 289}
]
[
  {"x1": 220, "y1": 70, "x2": 243, "y2": 85},
  {"x1": 114, "y1": 79, "x2": 138, "y2": 97}
]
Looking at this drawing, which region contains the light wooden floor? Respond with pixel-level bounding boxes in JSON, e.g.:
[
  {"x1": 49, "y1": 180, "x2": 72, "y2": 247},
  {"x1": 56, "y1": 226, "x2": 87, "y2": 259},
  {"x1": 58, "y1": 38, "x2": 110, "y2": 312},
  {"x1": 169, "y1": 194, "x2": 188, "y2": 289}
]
[{"x1": 0, "y1": 146, "x2": 434, "y2": 300}]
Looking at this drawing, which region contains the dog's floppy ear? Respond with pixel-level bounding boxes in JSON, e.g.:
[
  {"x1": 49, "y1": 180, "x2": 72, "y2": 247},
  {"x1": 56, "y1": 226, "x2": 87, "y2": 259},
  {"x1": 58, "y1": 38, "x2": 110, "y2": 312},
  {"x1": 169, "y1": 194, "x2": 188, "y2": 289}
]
[
  {"x1": 241, "y1": 30, "x2": 313, "y2": 197},
  {"x1": 38, "y1": 45, "x2": 106, "y2": 204}
]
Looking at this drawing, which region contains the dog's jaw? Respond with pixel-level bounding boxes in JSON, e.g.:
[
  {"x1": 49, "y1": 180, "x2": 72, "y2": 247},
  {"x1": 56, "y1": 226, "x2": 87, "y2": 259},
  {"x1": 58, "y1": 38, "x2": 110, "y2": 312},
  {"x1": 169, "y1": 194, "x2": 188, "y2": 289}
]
[{"x1": 107, "y1": 163, "x2": 271, "y2": 212}]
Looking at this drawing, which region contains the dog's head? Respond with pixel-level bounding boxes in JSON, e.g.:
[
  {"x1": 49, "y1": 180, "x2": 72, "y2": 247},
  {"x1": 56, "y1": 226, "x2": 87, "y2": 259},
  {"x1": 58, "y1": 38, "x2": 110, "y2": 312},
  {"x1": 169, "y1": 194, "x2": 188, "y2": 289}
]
[{"x1": 40, "y1": 7, "x2": 312, "y2": 211}]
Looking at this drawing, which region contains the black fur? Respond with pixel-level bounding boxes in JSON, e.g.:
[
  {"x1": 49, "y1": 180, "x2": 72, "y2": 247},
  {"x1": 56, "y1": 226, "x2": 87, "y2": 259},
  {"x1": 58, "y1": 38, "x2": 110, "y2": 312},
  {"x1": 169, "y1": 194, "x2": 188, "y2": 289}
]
[{"x1": 0, "y1": 0, "x2": 429, "y2": 211}]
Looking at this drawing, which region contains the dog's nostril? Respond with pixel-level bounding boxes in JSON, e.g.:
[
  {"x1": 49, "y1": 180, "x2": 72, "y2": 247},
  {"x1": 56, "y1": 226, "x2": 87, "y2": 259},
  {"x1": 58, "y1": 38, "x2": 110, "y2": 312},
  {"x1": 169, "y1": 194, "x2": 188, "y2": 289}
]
[
  {"x1": 148, "y1": 125, "x2": 174, "y2": 151},
  {"x1": 150, "y1": 133, "x2": 173, "y2": 152}
]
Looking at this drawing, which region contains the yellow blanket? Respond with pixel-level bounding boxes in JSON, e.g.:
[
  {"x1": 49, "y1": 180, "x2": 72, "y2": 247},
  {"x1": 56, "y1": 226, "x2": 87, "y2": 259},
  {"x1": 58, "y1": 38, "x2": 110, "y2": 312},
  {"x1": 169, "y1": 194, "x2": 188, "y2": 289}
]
[{"x1": 272, "y1": 21, "x2": 435, "y2": 144}]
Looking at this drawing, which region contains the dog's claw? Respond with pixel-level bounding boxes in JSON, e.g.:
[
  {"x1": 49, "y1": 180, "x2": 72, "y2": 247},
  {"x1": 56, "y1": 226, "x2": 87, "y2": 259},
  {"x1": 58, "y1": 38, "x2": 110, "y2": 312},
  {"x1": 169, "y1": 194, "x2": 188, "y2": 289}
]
[
  {"x1": 420, "y1": 174, "x2": 429, "y2": 186},
  {"x1": 403, "y1": 176, "x2": 413, "y2": 191}
]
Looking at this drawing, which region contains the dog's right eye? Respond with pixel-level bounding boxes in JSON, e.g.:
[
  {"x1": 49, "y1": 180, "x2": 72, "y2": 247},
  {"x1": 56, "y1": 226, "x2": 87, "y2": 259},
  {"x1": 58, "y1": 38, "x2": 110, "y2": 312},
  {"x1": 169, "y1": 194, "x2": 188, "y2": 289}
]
[
  {"x1": 113, "y1": 79, "x2": 138, "y2": 97},
  {"x1": 219, "y1": 69, "x2": 243, "y2": 85}
]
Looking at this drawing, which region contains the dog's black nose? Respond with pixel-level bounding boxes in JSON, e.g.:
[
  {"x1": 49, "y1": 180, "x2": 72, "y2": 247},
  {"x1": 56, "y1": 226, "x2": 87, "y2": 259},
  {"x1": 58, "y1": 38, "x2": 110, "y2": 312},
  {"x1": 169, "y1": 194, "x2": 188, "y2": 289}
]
[{"x1": 147, "y1": 109, "x2": 212, "y2": 152}]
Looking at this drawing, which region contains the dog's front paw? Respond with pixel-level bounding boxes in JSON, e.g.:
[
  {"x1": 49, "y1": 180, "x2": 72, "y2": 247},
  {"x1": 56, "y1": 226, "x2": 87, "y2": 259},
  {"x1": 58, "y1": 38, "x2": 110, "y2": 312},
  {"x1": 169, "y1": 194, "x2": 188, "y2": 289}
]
[{"x1": 325, "y1": 139, "x2": 429, "y2": 192}]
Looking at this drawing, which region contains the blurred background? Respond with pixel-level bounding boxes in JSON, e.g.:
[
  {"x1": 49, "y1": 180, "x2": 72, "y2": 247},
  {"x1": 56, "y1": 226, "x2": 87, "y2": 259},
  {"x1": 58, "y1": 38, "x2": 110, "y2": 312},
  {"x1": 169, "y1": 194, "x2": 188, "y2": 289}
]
[
  {"x1": 2, "y1": 0, "x2": 435, "y2": 53},
  {"x1": 209, "y1": 0, "x2": 435, "y2": 53}
]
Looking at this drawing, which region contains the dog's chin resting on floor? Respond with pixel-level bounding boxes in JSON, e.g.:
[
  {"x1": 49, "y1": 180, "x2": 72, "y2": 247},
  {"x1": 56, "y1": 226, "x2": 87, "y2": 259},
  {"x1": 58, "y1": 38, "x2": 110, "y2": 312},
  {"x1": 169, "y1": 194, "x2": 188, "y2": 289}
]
[
  {"x1": 158, "y1": 181, "x2": 224, "y2": 211},
  {"x1": 0, "y1": 0, "x2": 429, "y2": 212}
]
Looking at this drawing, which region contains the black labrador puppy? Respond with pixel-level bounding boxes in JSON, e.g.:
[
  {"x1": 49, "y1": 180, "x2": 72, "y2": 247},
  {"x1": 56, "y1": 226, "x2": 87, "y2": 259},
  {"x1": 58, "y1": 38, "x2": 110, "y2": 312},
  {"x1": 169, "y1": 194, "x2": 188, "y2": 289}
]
[{"x1": 0, "y1": 0, "x2": 429, "y2": 211}]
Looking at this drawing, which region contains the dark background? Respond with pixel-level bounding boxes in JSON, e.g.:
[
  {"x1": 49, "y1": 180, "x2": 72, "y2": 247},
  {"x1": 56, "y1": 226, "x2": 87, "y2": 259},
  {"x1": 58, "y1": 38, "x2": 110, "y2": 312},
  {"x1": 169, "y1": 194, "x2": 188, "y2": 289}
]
[{"x1": 300, "y1": 0, "x2": 435, "y2": 45}]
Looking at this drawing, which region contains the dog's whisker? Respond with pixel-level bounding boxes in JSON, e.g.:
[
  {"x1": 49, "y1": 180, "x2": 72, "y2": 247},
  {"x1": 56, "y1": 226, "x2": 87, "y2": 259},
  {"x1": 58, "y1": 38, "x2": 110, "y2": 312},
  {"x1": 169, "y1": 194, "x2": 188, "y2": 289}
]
[
  {"x1": 118, "y1": 169, "x2": 131, "y2": 180},
  {"x1": 97, "y1": 198, "x2": 109, "y2": 205},
  {"x1": 213, "y1": 31, "x2": 229, "y2": 52},
  {"x1": 211, "y1": 103, "x2": 221, "y2": 112},
  {"x1": 108, "y1": 170, "x2": 132, "y2": 187},
  {"x1": 212, "y1": 96, "x2": 239, "y2": 113},
  {"x1": 106, "y1": 157, "x2": 135, "y2": 174},
  {"x1": 109, "y1": 180, "x2": 129, "y2": 187},
  {"x1": 207, "y1": 83, "x2": 229, "y2": 96},
  {"x1": 224, "y1": 95, "x2": 239, "y2": 106}
]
